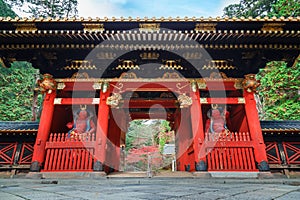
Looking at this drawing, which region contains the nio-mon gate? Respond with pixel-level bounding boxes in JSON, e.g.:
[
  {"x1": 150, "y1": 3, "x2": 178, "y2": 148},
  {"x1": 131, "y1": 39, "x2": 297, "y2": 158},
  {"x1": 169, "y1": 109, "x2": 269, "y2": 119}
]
[{"x1": 0, "y1": 17, "x2": 299, "y2": 173}]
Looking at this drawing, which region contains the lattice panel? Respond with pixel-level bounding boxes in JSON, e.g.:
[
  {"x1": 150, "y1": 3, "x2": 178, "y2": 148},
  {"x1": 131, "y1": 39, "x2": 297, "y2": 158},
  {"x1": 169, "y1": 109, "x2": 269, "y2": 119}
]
[
  {"x1": 18, "y1": 143, "x2": 34, "y2": 165},
  {"x1": 282, "y1": 142, "x2": 300, "y2": 165},
  {"x1": 265, "y1": 142, "x2": 281, "y2": 164},
  {"x1": 0, "y1": 143, "x2": 17, "y2": 165}
]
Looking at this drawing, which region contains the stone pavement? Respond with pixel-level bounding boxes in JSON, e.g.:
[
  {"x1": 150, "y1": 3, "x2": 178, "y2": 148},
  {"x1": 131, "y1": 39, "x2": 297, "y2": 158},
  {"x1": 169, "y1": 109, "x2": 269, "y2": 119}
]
[{"x1": 0, "y1": 175, "x2": 300, "y2": 200}]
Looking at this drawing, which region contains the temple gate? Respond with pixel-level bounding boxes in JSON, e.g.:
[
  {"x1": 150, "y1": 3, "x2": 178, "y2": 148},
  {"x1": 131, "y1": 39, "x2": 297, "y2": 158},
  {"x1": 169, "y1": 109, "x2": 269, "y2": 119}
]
[{"x1": 0, "y1": 16, "x2": 299, "y2": 173}]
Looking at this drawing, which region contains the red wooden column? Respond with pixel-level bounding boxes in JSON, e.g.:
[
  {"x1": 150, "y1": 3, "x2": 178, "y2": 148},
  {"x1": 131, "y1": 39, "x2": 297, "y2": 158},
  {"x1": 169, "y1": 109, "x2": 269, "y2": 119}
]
[
  {"x1": 244, "y1": 90, "x2": 270, "y2": 171},
  {"x1": 176, "y1": 108, "x2": 193, "y2": 171},
  {"x1": 190, "y1": 90, "x2": 206, "y2": 171},
  {"x1": 106, "y1": 112, "x2": 121, "y2": 172},
  {"x1": 94, "y1": 90, "x2": 110, "y2": 171},
  {"x1": 30, "y1": 91, "x2": 56, "y2": 171}
]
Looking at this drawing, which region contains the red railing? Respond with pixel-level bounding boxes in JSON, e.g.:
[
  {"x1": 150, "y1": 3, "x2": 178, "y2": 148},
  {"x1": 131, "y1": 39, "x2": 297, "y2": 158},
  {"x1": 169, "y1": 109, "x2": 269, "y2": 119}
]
[
  {"x1": 43, "y1": 133, "x2": 96, "y2": 171},
  {"x1": 282, "y1": 142, "x2": 300, "y2": 165},
  {"x1": 205, "y1": 132, "x2": 257, "y2": 171},
  {"x1": 265, "y1": 142, "x2": 281, "y2": 165},
  {"x1": 0, "y1": 143, "x2": 18, "y2": 165}
]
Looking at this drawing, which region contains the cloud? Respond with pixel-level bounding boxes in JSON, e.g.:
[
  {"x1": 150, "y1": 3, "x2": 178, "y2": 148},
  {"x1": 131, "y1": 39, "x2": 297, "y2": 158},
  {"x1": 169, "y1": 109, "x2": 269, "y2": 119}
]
[{"x1": 78, "y1": 0, "x2": 242, "y2": 18}]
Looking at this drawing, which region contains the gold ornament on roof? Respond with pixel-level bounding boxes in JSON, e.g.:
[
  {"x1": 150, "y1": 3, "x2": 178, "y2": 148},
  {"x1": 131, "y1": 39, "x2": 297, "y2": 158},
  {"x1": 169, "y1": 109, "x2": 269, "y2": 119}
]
[
  {"x1": 242, "y1": 74, "x2": 260, "y2": 93},
  {"x1": 261, "y1": 23, "x2": 285, "y2": 32},
  {"x1": 139, "y1": 23, "x2": 160, "y2": 32},
  {"x1": 160, "y1": 60, "x2": 183, "y2": 70},
  {"x1": 64, "y1": 60, "x2": 96, "y2": 70},
  {"x1": 195, "y1": 23, "x2": 216, "y2": 32},
  {"x1": 83, "y1": 23, "x2": 104, "y2": 32},
  {"x1": 14, "y1": 23, "x2": 37, "y2": 32},
  {"x1": 140, "y1": 52, "x2": 160, "y2": 60},
  {"x1": 116, "y1": 60, "x2": 140, "y2": 70}
]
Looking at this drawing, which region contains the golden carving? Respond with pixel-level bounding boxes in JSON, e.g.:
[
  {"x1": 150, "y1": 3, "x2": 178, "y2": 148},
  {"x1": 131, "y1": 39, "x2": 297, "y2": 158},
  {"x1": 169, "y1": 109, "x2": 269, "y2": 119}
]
[
  {"x1": 14, "y1": 23, "x2": 37, "y2": 32},
  {"x1": 71, "y1": 72, "x2": 90, "y2": 79},
  {"x1": 119, "y1": 72, "x2": 138, "y2": 79},
  {"x1": 261, "y1": 23, "x2": 285, "y2": 32},
  {"x1": 209, "y1": 72, "x2": 228, "y2": 79},
  {"x1": 92, "y1": 82, "x2": 102, "y2": 90},
  {"x1": 38, "y1": 74, "x2": 57, "y2": 94},
  {"x1": 83, "y1": 23, "x2": 104, "y2": 32},
  {"x1": 178, "y1": 94, "x2": 192, "y2": 108},
  {"x1": 234, "y1": 80, "x2": 243, "y2": 89},
  {"x1": 197, "y1": 80, "x2": 207, "y2": 89},
  {"x1": 57, "y1": 82, "x2": 66, "y2": 90},
  {"x1": 191, "y1": 81, "x2": 198, "y2": 92},
  {"x1": 162, "y1": 72, "x2": 182, "y2": 79},
  {"x1": 200, "y1": 98, "x2": 208, "y2": 104},
  {"x1": 202, "y1": 60, "x2": 235, "y2": 70},
  {"x1": 195, "y1": 23, "x2": 216, "y2": 32},
  {"x1": 238, "y1": 97, "x2": 246, "y2": 104},
  {"x1": 65, "y1": 60, "x2": 96, "y2": 70},
  {"x1": 116, "y1": 60, "x2": 139, "y2": 70},
  {"x1": 242, "y1": 74, "x2": 260, "y2": 93},
  {"x1": 96, "y1": 52, "x2": 116, "y2": 59},
  {"x1": 139, "y1": 23, "x2": 160, "y2": 32},
  {"x1": 106, "y1": 93, "x2": 123, "y2": 109},
  {"x1": 160, "y1": 60, "x2": 183, "y2": 70},
  {"x1": 183, "y1": 52, "x2": 202, "y2": 59},
  {"x1": 140, "y1": 52, "x2": 159, "y2": 60}
]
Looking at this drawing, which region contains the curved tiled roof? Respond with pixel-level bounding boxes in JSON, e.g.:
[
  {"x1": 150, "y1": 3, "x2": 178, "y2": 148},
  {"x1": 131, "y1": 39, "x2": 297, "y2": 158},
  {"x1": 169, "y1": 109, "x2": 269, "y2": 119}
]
[
  {"x1": 260, "y1": 120, "x2": 300, "y2": 132},
  {"x1": 0, "y1": 121, "x2": 39, "y2": 132}
]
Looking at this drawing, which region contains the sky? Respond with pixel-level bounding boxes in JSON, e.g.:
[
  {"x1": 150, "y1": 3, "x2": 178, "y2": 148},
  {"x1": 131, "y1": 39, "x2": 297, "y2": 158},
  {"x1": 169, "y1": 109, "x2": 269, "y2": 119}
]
[{"x1": 77, "y1": 0, "x2": 241, "y2": 18}]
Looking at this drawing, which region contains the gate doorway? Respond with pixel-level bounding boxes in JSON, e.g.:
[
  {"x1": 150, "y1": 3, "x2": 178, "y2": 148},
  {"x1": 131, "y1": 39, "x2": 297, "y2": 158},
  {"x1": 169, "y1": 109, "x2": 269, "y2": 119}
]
[{"x1": 120, "y1": 119, "x2": 175, "y2": 173}]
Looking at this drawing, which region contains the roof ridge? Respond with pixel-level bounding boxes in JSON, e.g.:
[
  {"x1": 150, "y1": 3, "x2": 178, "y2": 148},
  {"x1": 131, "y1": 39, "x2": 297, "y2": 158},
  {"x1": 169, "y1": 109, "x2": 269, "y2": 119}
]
[{"x1": 0, "y1": 16, "x2": 299, "y2": 22}]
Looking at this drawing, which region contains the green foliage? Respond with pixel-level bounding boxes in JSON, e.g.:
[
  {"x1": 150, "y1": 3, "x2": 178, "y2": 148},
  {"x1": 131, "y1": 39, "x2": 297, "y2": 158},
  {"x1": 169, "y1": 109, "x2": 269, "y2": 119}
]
[
  {"x1": 0, "y1": 0, "x2": 17, "y2": 17},
  {"x1": 4, "y1": 0, "x2": 78, "y2": 18},
  {"x1": 158, "y1": 120, "x2": 172, "y2": 153},
  {"x1": 125, "y1": 120, "x2": 172, "y2": 153},
  {"x1": 223, "y1": 0, "x2": 300, "y2": 17},
  {"x1": 256, "y1": 61, "x2": 300, "y2": 120},
  {"x1": 0, "y1": 62, "x2": 39, "y2": 121}
]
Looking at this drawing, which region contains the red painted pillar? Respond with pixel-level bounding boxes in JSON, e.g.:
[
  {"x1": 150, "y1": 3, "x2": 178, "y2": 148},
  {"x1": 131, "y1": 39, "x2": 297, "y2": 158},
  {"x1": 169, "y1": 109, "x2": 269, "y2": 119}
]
[
  {"x1": 176, "y1": 108, "x2": 192, "y2": 171},
  {"x1": 107, "y1": 113, "x2": 121, "y2": 172},
  {"x1": 30, "y1": 91, "x2": 56, "y2": 171},
  {"x1": 94, "y1": 90, "x2": 110, "y2": 171},
  {"x1": 244, "y1": 91, "x2": 269, "y2": 171},
  {"x1": 190, "y1": 90, "x2": 207, "y2": 171}
]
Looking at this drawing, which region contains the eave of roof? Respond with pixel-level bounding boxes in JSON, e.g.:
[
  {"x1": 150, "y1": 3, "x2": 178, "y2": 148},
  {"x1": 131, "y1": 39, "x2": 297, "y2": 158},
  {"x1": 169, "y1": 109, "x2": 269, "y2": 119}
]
[
  {"x1": 0, "y1": 121, "x2": 39, "y2": 132},
  {"x1": 0, "y1": 16, "x2": 299, "y2": 22},
  {"x1": 260, "y1": 120, "x2": 300, "y2": 132}
]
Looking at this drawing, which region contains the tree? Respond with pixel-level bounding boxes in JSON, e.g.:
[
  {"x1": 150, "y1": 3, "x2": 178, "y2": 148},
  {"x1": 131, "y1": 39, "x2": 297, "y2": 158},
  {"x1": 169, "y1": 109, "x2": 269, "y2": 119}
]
[
  {"x1": 0, "y1": 62, "x2": 39, "y2": 121},
  {"x1": 256, "y1": 61, "x2": 300, "y2": 120},
  {"x1": 223, "y1": 0, "x2": 300, "y2": 18},
  {"x1": 0, "y1": 0, "x2": 17, "y2": 17},
  {"x1": 0, "y1": 0, "x2": 78, "y2": 121},
  {"x1": 224, "y1": 0, "x2": 300, "y2": 120},
  {"x1": 4, "y1": 0, "x2": 78, "y2": 18}
]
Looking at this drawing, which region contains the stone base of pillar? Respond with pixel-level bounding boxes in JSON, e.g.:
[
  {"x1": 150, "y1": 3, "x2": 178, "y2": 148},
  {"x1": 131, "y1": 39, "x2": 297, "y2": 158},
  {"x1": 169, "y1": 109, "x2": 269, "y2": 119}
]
[
  {"x1": 30, "y1": 161, "x2": 40, "y2": 172},
  {"x1": 195, "y1": 160, "x2": 207, "y2": 171},
  {"x1": 258, "y1": 160, "x2": 270, "y2": 171},
  {"x1": 93, "y1": 161, "x2": 104, "y2": 171}
]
